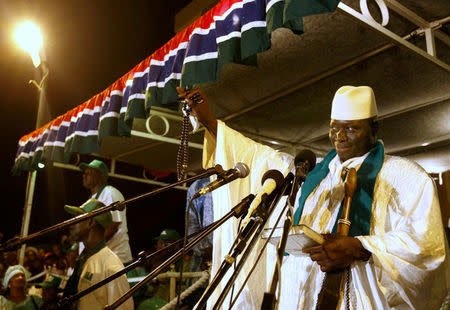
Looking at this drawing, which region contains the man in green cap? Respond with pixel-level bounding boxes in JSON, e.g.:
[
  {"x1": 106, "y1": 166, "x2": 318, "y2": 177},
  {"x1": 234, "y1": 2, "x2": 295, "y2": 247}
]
[
  {"x1": 79, "y1": 159, "x2": 132, "y2": 264},
  {"x1": 63, "y1": 199, "x2": 134, "y2": 310},
  {"x1": 36, "y1": 275, "x2": 62, "y2": 308}
]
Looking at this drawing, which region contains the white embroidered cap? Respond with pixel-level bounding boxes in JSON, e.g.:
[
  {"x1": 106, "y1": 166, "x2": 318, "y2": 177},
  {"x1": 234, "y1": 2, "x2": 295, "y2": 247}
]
[{"x1": 331, "y1": 86, "x2": 377, "y2": 120}]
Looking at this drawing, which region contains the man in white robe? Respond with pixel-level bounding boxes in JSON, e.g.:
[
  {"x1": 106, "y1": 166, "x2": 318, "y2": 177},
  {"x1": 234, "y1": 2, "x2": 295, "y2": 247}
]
[{"x1": 177, "y1": 86, "x2": 449, "y2": 309}]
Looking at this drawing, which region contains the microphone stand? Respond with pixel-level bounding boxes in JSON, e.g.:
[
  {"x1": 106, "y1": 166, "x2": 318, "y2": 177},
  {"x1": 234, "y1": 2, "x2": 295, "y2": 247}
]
[
  {"x1": 210, "y1": 173, "x2": 292, "y2": 310},
  {"x1": 261, "y1": 166, "x2": 307, "y2": 310},
  {"x1": 194, "y1": 173, "x2": 292, "y2": 310},
  {"x1": 56, "y1": 223, "x2": 213, "y2": 309},
  {"x1": 0, "y1": 165, "x2": 223, "y2": 252},
  {"x1": 104, "y1": 194, "x2": 255, "y2": 310},
  {"x1": 194, "y1": 212, "x2": 263, "y2": 310}
]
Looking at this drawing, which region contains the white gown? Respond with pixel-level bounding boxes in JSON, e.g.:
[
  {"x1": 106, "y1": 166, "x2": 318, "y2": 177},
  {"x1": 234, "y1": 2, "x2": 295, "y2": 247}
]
[{"x1": 202, "y1": 120, "x2": 449, "y2": 309}]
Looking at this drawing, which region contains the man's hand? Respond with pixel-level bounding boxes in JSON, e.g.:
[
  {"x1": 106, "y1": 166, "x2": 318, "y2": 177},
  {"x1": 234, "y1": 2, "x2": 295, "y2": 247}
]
[
  {"x1": 176, "y1": 86, "x2": 218, "y2": 137},
  {"x1": 302, "y1": 234, "x2": 371, "y2": 272}
]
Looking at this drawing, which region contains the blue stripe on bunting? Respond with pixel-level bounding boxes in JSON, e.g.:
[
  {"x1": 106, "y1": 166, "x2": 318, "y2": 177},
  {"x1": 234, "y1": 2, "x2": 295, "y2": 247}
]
[{"x1": 184, "y1": 31, "x2": 218, "y2": 59}]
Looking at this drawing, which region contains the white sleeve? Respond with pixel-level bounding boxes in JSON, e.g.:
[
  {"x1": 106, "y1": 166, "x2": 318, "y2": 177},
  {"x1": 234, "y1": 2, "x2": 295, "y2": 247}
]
[
  {"x1": 204, "y1": 120, "x2": 293, "y2": 309},
  {"x1": 99, "y1": 187, "x2": 125, "y2": 223},
  {"x1": 357, "y1": 163, "x2": 449, "y2": 309}
]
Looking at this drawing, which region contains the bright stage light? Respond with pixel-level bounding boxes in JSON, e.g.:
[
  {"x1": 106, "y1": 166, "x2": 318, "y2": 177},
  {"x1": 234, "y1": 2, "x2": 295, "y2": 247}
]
[{"x1": 14, "y1": 21, "x2": 43, "y2": 68}]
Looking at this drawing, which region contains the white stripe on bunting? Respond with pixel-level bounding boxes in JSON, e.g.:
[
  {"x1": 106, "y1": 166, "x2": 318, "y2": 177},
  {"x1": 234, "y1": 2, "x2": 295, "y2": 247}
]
[
  {"x1": 99, "y1": 112, "x2": 120, "y2": 121},
  {"x1": 217, "y1": 31, "x2": 242, "y2": 43},
  {"x1": 184, "y1": 52, "x2": 219, "y2": 63},
  {"x1": 266, "y1": 0, "x2": 283, "y2": 12},
  {"x1": 147, "y1": 72, "x2": 182, "y2": 88},
  {"x1": 242, "y1": 20, "x2": 267, "y2": 32}
]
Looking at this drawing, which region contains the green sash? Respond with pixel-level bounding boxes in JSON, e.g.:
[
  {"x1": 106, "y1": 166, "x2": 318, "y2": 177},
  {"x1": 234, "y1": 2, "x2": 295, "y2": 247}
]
[
  {"x1": 293, "y1": 141, "x2": 384, "y2": 236},
  {"x1": 63, "y1": 239, "x2": 106, "y2": 297}
]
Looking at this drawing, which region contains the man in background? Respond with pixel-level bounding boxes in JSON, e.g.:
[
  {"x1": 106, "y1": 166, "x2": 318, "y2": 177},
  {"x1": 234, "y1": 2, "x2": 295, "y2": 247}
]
[
  {"x1": 63, "y1": 199, "x2": 133, "y2": 310},
  {"x1": 185, "y1": 178, "x2": 213, "y2": 271},
  {"x1": 80, "y1": 159, "x2": 132, "y2": 264}
]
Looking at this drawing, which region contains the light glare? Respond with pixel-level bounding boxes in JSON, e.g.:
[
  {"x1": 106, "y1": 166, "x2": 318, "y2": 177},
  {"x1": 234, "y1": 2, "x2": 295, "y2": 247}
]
[{"x1": 14, "y1": 21, "x2": 43, "y2": 67}]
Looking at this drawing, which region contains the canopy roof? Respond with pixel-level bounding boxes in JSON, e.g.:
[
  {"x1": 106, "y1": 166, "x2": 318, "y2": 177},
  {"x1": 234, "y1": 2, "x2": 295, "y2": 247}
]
[{"x1": 13, "y1": 0, "x2": 450, "y2": 176}]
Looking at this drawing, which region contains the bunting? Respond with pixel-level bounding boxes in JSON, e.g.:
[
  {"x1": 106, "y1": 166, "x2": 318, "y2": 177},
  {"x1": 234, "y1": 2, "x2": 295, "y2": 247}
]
[{"x1": 13, "y1": 0, "x2": 340, "y2": 175}]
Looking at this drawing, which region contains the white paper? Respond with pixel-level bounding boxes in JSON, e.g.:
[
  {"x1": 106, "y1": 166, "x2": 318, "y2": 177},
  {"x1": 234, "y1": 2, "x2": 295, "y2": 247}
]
[{"x1": 262, "y1": 226, "x2": 320, "y2": 256}]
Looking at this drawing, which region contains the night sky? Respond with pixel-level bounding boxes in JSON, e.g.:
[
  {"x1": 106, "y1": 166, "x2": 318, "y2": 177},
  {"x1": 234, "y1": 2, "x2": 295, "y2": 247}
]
[{"x1": 0, "y1": 1, "x2": 193, "y2": 254}]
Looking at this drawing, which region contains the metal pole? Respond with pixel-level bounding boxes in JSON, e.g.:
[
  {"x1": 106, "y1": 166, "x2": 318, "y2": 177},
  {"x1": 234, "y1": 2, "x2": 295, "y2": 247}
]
[
  {"x1": 18, "y1": 171, "x2": 37, "y2": 263},
  {"x1": 18, "y1": 60, "x2": 49, "y2": 264},
  {"x1": 2, "y1": 166, "x2": 222, "y2": 251}
]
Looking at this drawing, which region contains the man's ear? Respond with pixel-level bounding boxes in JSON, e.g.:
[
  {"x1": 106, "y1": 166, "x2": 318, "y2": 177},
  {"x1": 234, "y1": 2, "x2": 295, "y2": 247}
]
[{"x1": 371, "y1": 120, "x2": 379, "y2": 139}]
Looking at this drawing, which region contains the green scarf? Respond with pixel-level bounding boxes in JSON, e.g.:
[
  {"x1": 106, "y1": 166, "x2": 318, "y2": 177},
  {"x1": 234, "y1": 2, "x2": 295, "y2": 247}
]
[
  {"x1": 293, "y1": 141, "x2": 384, "y2": 236},
  {"x1": 63, "y1": 239, "x2": 106, "y2": 297}
]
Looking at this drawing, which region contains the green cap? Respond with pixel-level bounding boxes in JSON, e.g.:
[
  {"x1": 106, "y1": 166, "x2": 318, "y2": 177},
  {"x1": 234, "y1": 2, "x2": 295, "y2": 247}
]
[
  {"x1": 155, "y1": 229, "x2": 181, "y2": 241},
  {"x1": 136, "y1": 297, "x2": 167, "y2": 310},
  {"x1": 36, "y1": 275, "x2": 62, "y2": 289},
  {"x1": 79, "y1": 159, "x2": 109, "y2": 178},
  {"x1": 64, "y1": 198, "x2": 112, "y2": 229}
]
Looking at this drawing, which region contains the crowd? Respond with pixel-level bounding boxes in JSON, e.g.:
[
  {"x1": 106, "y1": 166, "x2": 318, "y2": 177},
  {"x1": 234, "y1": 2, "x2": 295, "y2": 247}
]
[
  {"x1": 0, "y1": 159, "x2": 214, "y2": 310},
  {"x1": 0, "y1": 228, "x2": 211, "y2": 310},
  {"x1": 0, "y1": 241, "x2": 77, "y2": 309}
]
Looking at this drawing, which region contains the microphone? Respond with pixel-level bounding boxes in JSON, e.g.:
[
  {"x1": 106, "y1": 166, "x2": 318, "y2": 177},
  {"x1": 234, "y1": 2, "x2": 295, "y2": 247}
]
[
  {"x1": 204, "y1": 164, "x2": 225, "y2": 176},
  {"x1": 242, "y1": 170, "x2": 285, "y2": 225},
  {"x1": 192, "y1": 162, "x2": 250, "y2": 199},
  {"x1": 288, "y1": 150, "x2": 316, "y2": 206}
]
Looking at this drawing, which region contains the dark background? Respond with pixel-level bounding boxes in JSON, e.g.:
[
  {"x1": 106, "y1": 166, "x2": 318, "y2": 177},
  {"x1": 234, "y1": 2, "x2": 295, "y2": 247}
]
[{"x1": 0, "y1": 0, "x2": 193, "y2": 255}]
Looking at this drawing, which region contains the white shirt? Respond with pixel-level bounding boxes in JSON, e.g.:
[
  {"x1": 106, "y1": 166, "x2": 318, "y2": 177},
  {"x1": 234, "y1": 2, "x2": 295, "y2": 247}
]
[
  {"x1": 203, "y1": 120, "x2": 450, "y2": 309},
  {"x1": 93, "y1": 185, "x2": 133, "y2": 264},
  {"x1": 78, "y1": 246, "x2": 133, "y2": 310}
]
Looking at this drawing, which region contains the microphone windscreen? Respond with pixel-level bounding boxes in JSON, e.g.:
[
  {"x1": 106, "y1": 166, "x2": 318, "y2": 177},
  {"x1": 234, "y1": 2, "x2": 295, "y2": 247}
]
[
  {"x1": 261, "y1": 169, "x2": 284, "y2": 188},
  {"x1": 294, "y1": 149, "x2": 316, "y2": 171},
  {"x1": 235, "y1": 162, "x2": 250, "y2": 178}
]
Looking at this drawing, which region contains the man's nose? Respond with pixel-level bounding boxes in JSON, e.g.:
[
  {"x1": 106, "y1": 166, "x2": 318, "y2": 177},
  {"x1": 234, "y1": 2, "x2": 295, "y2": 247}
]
[{"x1": 336, "y1": 129, "x2": 346, "y2": 140}]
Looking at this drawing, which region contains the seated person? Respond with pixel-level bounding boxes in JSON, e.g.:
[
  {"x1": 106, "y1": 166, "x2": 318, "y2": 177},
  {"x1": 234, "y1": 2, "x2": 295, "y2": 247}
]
[{"x1": 145, "y1": 229, "x2": 193, "y2": 304}]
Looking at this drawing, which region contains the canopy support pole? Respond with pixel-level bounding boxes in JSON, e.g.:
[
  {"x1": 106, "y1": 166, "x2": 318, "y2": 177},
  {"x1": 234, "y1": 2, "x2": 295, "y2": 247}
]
[{"x1": 52, "y1": 162, "x2": 188, "y2": 191}]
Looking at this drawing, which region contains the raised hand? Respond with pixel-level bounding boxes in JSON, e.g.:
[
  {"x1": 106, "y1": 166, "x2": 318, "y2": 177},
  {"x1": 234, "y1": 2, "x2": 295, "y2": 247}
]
[{"x1": 176, "y1": 86, "x2": 218, "y2": 137}]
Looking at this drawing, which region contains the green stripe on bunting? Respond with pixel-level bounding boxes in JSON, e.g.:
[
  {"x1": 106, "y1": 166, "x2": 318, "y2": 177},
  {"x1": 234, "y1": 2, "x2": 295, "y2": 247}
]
[
  {"x1": 99, "y1": 117, "x2": 119, "y2": 143},
  {"x1": 12, "y1": 152, "x2": 43, "y2": 175},
  {"x1": 64, "y1": 135, "x2": 100, "y2": 162},
  {"x1": 125, "y1": 97, "x2": 147, "y2": 122},
  {"x1": 217, "y1": 37, "x2": 257, "y2": 73},
  {"x1": 146, "y1": 80, "x2": 181, "y2": 111},
  {"x1": 241, "y1": 27, "x2": 271, "y2": 61},
  {"x1": 266, "y1": 1, "x2": 286, "y2": 34},
  {"x1": 42, "y1": 145, "x2": 65, "y2": 163},
  {"x1": 181, "y1": 58, "x2": 218, "y2": 89}
]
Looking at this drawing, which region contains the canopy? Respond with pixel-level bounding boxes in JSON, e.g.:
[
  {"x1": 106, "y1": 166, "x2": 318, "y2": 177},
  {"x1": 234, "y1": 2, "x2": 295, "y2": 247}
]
[{"x1": 13, "y1": 0, "x2": 450, "y2": 175}]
